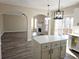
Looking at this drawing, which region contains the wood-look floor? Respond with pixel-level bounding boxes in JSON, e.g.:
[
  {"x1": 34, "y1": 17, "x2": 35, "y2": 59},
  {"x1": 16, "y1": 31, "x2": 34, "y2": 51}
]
[
  {"x1": 1, "y1": 32, "x2": 79, "y2": 59},
  {"x1": 65, "y1": 49, "x2": 79, "y2": 59},
  {"x1": 1, "y1": 32, "x2": 32, "y2": 59}
]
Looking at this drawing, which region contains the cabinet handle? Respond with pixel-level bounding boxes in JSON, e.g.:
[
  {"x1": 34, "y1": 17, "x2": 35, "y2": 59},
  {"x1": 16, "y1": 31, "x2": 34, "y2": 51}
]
[
  {"x1": 51, "y1": 49, "x2": 53, "y2": 54},
  {"x1": 49, "y1": 49, "x2": 51, "y2": 54},
  {"x1": 55, "y1": 44, "x2": 58, "y2": 46},
  {"x1": 49, "y1": 49, "x2": 53, "y2": 54},
  {"x1": 61, "y1": 47, "x2": 62, "y2": 51}
]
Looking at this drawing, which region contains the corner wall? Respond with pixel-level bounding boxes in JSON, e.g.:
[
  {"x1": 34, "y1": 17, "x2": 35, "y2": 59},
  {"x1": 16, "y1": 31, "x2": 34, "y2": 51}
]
[{"x1": 0, "y1": 14, "x2": 3, "y2": 59}]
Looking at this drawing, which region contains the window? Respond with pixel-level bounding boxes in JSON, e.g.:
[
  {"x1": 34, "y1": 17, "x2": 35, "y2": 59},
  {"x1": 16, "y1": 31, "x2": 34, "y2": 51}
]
[
  {"x1": 45, "y1": 17, "x2": 49, "y2": 31},
  {"x1": 54, "y1": 17, "x2": 74, "y2": 35},
  {"x1": 35, "y1": 18, "x2": 37, "y2": 29},
  {"x1": 54, "y1": 20, "x2": 63, "y2": 35},
  {"x1": 63, "y1": 17, "x2": 73, "y2": 35},
  {"x1": 31, "y1": 18, "x2": 37, "y2": 30},
  {"x1": 31, "y1": 18, "x2": 34, "y2": 30}
]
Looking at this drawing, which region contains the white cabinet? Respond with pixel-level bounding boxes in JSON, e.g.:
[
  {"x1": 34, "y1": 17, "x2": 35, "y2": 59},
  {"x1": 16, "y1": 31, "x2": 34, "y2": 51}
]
[
  {"x1": 73, "y1": 8, "x2": 79, "y2": 26},
  {"x1": 32, "y1": 39, "x2": 67, "y2": 59}
]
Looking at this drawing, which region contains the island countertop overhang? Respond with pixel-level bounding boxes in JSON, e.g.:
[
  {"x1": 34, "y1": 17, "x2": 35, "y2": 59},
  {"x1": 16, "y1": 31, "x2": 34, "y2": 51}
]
[{"x1": 33, "y1": 35, "x2": 68, "y2": 44}]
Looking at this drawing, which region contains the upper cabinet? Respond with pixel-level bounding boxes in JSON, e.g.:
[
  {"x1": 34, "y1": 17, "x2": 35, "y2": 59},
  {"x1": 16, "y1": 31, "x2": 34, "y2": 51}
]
[
  {"x1": 73, "y1": 8, "x2": 79, "y2": 26},
  {"x1": 72, "y1": 26, "x2": 79, "y2": 34}
]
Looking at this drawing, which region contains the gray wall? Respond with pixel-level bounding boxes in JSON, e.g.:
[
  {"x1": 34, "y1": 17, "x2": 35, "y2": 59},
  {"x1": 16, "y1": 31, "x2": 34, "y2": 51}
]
[{"x1": 3, "y1": 14, "x2": 27, "y2": 32}]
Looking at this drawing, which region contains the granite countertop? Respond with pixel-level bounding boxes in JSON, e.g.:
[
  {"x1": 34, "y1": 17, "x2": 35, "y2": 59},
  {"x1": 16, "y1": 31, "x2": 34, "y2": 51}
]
[{"x1": 33, "y1": 35, "x2": 68, "y2": 44}]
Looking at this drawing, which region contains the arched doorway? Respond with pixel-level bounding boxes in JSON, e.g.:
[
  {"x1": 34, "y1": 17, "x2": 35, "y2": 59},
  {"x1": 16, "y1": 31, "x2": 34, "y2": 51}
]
[{"x1": 1, "y1": 11, "x2": 31, "y2": 59}]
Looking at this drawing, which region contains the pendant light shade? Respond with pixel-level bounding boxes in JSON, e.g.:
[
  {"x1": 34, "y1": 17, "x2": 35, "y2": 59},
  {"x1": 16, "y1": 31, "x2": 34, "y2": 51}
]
[
  {"x1": 54, "y1": 0, "x2": 64, "y2": 19},
  {"x1": 54, "y1": 10, "x2": 64, "y2": 19}
]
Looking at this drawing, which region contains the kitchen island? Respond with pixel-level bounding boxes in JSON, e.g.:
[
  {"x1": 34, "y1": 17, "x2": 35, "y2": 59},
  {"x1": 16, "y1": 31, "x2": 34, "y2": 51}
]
[{"x1": 32, "y1": 35, "x2": 68, "y2": 59}]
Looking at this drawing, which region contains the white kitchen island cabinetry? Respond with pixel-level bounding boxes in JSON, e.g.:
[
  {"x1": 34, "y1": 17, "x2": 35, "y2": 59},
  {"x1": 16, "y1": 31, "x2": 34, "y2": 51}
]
[{"x1": 32, "y1": 35, "x2": 67, "y2": 59}]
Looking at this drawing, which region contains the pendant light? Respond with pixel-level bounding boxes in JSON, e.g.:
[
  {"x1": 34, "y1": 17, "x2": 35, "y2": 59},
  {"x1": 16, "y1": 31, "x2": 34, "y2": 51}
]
[
  {"x1": 45, "y1": 4, "x2": 51, "y2": 20},
  {"x1": 54, "y1": 0, "x2": 64, "y2": 19}
]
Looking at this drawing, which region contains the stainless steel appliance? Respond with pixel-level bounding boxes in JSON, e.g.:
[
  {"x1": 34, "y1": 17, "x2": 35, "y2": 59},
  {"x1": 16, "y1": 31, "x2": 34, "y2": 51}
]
[{"x1": 69, "y1": 34, "x2": 79, "y2": 52}]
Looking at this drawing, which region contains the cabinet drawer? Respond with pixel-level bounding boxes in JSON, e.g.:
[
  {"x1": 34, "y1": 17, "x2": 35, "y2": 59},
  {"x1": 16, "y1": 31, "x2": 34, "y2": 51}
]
[
  {"x1": 41, "y1": 43, "x2": 50, "y2": 49},
  {"x1": 51, "y1": 41, "x2": 60, "y2": 48},
  {"x1": 61, "y1": 40, "x2": 67, "y2": 44}
]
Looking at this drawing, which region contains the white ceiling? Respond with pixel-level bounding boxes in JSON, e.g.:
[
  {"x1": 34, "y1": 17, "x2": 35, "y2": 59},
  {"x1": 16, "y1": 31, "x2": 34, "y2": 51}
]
[{"x1": 0, "y1": 0, "x2": 79, "y2": 10}]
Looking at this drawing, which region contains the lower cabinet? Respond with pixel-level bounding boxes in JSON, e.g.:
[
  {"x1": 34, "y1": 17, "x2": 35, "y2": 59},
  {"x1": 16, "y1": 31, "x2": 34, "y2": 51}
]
[
  {"x1": 51, "y1": 47, "x2": 60, "y2": 59},
  {"x1": 41, "y1": 43, "x2": 50, "y2": 59},
  {"x1": 42, "y1": 49, "x2": 50, "y2": 59},
  {"x1": 61, "y1": 45, "x2": 66, "y2": 59},
  {"x1": 51, "y1": 41, "x2": 61, "y2": 59},
  {"x1": 61, "y1": 40, "x2": 66, "y2": 59},
  {"x1": 33, "y1": 40, "x2": 67, "y2": 59}
]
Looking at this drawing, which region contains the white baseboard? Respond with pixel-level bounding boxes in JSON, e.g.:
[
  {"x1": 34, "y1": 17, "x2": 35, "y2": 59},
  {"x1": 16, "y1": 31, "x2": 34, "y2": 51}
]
[
  {"x1": 0, "y1": 32, "x2": 4, "y2": 36},
  {"x1": 0, "y1": 32, "x2": 4, "y2": 45}
]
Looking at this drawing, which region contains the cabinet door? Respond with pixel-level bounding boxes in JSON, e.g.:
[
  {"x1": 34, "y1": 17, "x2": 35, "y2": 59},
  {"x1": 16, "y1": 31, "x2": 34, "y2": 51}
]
[
  {"x1": 61, "y1": 40, "x2": 66, "y2": 59},
  {"x1": 42, "y1": 49, "x2": 50, "y2": 59},
  {"x1": 52, "y1": 47, "x2": 60, "y2": 59},
  {"x1": 51, "y1": 41, "x2": 61, "y2": 59},
  {"x1": 42, "y1": 44, "x2": 50, "y2": 59},
  {"x1": 61, "y1": 45, "x2": 66, "y2": 59}
]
